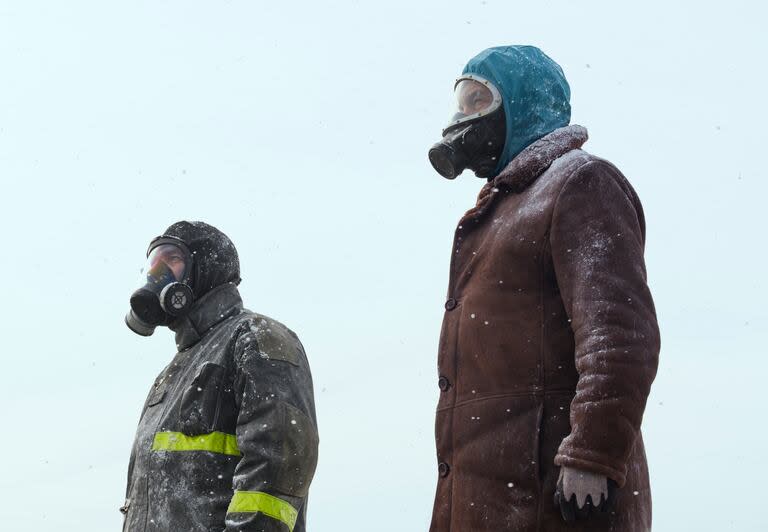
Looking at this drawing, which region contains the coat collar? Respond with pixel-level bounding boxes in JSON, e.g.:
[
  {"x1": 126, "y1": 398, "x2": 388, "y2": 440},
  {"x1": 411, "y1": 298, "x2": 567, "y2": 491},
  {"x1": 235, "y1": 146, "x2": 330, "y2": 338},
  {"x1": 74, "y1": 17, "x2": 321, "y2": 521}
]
[
  {"x1": 463, "y1": 125, "x2": 588, "y2": 221},
  {"x1": 494, "y1": 124, "x2": 588, "y2": 191},
  {"x1": 170, "y1": 282, "x2": 243, "y2": 351}
]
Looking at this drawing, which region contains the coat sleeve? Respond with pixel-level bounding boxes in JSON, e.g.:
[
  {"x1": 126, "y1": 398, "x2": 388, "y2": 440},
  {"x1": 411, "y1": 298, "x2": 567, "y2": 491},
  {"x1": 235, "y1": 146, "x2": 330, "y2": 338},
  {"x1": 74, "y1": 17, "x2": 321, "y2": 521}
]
[
  {"x1": 550, "y1": 159, "x2": 660, "y2": 487},
  {"x1": 224, "y1": 322, "x2": 319, "y2": 531}
]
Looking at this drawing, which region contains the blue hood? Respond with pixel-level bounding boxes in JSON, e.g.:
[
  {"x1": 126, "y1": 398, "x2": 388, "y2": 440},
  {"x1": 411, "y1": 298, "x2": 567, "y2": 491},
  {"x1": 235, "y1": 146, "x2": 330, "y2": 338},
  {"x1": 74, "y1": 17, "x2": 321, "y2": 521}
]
[{"x1": 462, "y1": 45, "x2": 571, "y2": 175}]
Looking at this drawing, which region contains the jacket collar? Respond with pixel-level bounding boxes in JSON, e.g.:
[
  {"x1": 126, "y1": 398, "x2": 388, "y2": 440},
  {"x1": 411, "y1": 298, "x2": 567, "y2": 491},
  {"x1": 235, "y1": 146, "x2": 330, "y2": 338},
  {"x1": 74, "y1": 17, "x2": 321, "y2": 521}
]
[
  {"x1": 462, "y1": 125, "x2": 588, "y2": 221},
  {"x1": 494, "y1": 124, "x2": 588, "y2": 191},
  {"x1": 170, "y1": 283, "x2": 243, "y2": 351}
]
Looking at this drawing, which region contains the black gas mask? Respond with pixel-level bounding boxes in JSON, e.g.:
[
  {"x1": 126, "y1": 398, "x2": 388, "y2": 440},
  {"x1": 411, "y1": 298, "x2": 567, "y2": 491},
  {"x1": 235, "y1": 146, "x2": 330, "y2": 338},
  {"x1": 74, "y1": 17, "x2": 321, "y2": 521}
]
[
  {"x1": 126, "y1": 221, "x2": 242, "y2": 337},
  {"x1": 125, "y1": 236, "x2": 195, "y2": 336},
  {"x1": 429, "y1": 74, "x2": 506, "y2": 180}
]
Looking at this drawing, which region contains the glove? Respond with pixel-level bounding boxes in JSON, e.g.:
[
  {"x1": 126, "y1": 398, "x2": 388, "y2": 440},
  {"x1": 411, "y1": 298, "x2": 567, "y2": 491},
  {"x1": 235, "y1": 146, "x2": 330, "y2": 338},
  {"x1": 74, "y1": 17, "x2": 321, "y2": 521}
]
[{"x1": 554, "y1": 466, "x2": 617, "y2": 523}]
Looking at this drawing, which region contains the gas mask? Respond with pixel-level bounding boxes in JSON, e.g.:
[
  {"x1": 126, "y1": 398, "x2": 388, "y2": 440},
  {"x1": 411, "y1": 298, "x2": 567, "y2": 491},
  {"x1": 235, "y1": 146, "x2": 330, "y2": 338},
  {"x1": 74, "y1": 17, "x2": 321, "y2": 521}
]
[
  {"x1": 125, "y1": 236, "x2": 195, "y2": 336},
  {"x1": 429, "y1": 74, "x2": 507, "y2": 180}
]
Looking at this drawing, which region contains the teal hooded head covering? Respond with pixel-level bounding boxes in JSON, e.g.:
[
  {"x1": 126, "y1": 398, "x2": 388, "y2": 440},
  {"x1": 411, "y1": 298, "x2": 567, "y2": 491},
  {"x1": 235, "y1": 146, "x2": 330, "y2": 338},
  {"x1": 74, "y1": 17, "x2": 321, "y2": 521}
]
[{"x1": 462, "y1": 45, "x2": 571, "y2": 175}]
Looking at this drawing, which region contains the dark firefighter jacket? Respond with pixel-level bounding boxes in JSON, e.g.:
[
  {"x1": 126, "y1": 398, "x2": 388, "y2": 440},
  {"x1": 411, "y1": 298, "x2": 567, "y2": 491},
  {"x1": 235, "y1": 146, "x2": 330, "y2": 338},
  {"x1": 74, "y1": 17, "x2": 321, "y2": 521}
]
[{"x1": 122, "y1": 283, "x2": 319, "y2": 532}]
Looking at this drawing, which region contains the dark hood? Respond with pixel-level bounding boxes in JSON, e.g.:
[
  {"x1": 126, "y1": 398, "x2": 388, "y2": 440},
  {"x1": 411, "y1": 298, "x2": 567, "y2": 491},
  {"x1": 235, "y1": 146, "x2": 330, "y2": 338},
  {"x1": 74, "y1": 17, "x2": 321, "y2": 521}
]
[{"x1": 161, "y1": 220, "x2": 241, "y2": 298}]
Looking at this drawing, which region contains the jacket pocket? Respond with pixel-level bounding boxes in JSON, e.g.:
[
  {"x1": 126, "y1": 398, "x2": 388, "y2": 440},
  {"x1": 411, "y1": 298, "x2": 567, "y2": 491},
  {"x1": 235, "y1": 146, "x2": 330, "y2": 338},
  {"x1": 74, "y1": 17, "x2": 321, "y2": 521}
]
[{"x1": 179, "y1": 362, "x2": 226, "y2": 436}]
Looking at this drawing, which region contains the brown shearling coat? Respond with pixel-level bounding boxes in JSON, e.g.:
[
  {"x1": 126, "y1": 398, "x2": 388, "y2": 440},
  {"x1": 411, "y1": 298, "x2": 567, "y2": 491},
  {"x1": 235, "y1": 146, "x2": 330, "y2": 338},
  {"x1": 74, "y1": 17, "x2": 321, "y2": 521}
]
[{"x1": 430, "y1": 125, "x2": 660, "y2": 532}]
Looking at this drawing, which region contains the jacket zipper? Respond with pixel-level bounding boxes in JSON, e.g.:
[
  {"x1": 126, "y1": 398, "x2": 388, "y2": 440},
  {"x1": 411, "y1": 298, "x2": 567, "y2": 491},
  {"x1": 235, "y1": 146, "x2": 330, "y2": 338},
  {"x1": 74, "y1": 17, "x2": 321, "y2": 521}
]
[{"x1": 211, "y1": 386, "x2": 223, "y2": 431}]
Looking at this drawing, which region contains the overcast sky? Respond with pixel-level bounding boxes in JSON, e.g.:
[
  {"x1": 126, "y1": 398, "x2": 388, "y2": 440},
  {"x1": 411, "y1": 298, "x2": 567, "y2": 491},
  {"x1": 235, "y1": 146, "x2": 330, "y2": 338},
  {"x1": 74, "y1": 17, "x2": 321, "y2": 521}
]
[{"x1": 1, "y1": 1, "x2": 766, "y2": 530}]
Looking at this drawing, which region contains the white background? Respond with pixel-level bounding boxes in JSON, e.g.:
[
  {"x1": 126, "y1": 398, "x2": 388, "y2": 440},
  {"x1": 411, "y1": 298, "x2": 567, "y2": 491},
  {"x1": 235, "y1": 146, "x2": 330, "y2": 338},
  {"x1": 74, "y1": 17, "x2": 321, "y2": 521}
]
[{"x1": 1, "y1": 1, "x2": 766, "y2": 530}]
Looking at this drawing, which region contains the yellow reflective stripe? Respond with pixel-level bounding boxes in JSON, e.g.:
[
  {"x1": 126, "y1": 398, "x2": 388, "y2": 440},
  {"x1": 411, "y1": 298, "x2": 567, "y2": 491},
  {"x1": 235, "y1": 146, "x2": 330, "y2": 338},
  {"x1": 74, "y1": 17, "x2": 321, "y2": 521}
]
[
  {"x1": 227, "y1": 491, "x2": 298, "y2": 531},
  {"x1": 151, "y1": 431, "x2": 241, "y2": 456}
]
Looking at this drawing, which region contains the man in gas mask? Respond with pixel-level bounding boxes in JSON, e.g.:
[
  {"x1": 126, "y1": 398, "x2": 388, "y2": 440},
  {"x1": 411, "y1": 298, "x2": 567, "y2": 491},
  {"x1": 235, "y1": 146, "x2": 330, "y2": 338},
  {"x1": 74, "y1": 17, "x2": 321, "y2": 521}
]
[
  {"x1": 123, "y1": 221, "x2": 318, "y2": 532},
  {"x1": 427, "y1": 46, "x2": 660, "y2": 532}
]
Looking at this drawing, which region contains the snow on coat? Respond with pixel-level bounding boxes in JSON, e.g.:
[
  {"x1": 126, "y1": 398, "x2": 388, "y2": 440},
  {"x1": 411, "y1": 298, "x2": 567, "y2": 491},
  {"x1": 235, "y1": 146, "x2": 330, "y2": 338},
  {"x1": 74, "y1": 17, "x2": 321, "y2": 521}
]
[{"x1": 429, "y1": 125, "x2": 660, "y2": 532}]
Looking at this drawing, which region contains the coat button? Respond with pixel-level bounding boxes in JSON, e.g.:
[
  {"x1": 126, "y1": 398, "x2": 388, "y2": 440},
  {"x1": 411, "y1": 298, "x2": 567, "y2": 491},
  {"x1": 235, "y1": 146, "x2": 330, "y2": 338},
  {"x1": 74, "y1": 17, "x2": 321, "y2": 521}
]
[
  {"x1": 438, "y1": 376, "x2": 451, "y2": 392},
  {"x1": 438, "y1": 462, "x2": 450, "y2": 478},
  {"x1": 444, "y1": 298, "x2": 457, "y2": 311}
]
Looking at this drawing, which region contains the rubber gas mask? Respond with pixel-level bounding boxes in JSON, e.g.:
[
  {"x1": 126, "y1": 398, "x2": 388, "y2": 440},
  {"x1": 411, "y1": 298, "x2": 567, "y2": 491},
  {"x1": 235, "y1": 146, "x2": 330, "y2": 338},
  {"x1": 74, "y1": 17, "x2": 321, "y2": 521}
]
[
  {"x1": 429, "y1": 74, "x2": 506, "y2": 179},
  {"x1": 125, "y1": 237, "x2": 195, "y2": 336}
]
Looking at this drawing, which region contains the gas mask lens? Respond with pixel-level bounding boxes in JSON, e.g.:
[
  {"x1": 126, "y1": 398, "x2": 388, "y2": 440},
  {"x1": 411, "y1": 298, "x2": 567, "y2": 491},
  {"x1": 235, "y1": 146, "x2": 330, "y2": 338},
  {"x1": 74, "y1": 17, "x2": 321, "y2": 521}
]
[
  {"x1": 137, "y1": 244, "x2": 188, "y2": 290},
  {"x1": 446, "y1": 75, "x2": 502, "y2": 132}
]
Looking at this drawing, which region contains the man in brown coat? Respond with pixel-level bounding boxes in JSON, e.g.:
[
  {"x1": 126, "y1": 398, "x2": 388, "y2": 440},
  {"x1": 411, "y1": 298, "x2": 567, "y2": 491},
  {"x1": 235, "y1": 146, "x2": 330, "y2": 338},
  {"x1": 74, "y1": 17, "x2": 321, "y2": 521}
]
[{"x1": 427, "y1": 45, "x2": 660, "y2": 531}]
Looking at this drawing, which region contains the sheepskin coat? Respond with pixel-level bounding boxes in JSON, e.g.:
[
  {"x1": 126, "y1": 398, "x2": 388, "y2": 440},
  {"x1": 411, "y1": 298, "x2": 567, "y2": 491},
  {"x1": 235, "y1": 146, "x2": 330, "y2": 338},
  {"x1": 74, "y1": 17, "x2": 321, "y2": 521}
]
[{"x1": 430, "y1": 125, "x2": 660, "y2": 532}]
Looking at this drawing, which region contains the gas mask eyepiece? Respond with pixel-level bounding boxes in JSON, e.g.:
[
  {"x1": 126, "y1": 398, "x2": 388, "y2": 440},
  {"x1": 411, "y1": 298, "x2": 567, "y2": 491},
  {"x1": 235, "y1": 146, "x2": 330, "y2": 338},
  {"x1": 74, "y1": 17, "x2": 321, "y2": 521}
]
[
  {"x1": 429, "y1": 74, "x2": 506, "y2": 180},
  {"x1": 126, "y1": 238, "x2": 194, "y2": 336}
]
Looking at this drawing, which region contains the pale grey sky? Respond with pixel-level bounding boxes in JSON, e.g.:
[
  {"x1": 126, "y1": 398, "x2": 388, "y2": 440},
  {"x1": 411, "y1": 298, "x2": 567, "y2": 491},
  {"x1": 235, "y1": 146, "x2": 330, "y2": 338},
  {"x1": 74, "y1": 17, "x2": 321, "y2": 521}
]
[{"x1": 1, "y1": 1, "x2": 766, "y2": 530}]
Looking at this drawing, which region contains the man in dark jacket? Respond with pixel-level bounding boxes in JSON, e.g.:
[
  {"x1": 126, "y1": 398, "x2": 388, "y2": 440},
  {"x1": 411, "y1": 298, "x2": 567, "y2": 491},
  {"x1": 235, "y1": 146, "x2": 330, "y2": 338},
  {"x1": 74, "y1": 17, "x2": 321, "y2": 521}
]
[
  {"x1": 427, "y1": 46, "x2": 660, "y2": 531},
  {"x1": 122, "y1": 221, "x2": 318, "y2": 532}
]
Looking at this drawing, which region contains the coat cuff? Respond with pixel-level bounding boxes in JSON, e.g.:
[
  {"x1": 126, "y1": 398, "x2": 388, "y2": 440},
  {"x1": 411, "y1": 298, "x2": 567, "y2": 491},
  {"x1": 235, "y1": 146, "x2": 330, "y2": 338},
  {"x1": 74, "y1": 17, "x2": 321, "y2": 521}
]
[{"x1": 554, "y1": 450, "x2": 627, "y2": 487}]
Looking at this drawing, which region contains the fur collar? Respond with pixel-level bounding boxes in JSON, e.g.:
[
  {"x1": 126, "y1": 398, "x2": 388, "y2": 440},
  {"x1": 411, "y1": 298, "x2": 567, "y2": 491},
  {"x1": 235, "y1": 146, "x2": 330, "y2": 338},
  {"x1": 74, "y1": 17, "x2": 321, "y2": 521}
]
[
  {"x1": 462, "y1": 125, "x2": 588, "y2": 221},
  {"x1": 494, "y1": 124, "x2": 588, "y2": 191}
]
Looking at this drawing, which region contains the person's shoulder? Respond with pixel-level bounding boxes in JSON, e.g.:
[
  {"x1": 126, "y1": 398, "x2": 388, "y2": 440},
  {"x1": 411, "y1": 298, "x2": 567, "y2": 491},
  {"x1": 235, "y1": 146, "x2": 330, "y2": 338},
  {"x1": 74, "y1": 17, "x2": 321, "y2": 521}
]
[
  {"x1": 234, "y1": 310, "x2": 305, "y2": 367},
  {"x1": 542, "y1": 149, "x2": 631, "y2": 197},
  {"x1": 528, "y1": 148, "x2": 594, "y2": 197},
  {"x1": 546, "y1": 148, "x2": 595, "y2": 178},
  {"x1": 549, "y1": 152, "x2": 646, "y2": 235},
  {"x1": 239, "y1": 310, "x2": 302, "y2": 342}
]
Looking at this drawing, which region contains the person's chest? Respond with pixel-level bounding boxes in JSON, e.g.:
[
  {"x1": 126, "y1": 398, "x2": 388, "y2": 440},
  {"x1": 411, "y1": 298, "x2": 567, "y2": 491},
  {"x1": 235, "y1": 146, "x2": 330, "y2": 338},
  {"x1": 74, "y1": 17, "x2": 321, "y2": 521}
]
[
  {"x1": 137, "y1": 321, "x2": 241, "y2": 444},
  {"x1": 450, "y1": 173, "x2": 567, "y2": 296}
]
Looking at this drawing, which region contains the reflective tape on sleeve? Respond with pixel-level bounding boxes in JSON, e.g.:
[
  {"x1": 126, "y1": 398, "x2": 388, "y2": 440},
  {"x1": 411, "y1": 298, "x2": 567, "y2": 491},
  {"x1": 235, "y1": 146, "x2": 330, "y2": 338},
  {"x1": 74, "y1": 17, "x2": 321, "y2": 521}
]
[
  {"x1": 227, "y1": 490, "x2": 298, "y2": 531},
  {"x1": 151, "y1": 431, "x2": 241, "y2": 456}
]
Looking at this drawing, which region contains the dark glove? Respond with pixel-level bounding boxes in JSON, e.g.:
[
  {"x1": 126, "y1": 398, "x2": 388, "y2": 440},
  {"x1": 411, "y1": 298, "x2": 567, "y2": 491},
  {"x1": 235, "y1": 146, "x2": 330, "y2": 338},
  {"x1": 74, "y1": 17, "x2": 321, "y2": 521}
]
[{"x1": 554, "y1": 466, "x2": 617, "y2": 523}]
